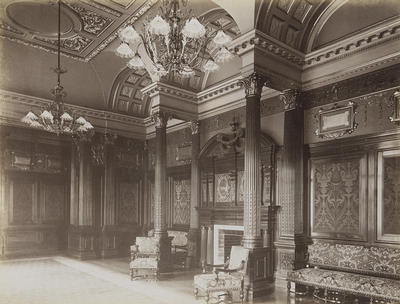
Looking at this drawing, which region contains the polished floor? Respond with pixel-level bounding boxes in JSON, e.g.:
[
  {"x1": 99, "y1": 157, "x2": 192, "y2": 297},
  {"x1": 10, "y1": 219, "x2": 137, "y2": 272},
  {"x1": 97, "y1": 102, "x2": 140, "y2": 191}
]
[{"x1": 0, "y1": 256, "x2": 315, "y2": 304}]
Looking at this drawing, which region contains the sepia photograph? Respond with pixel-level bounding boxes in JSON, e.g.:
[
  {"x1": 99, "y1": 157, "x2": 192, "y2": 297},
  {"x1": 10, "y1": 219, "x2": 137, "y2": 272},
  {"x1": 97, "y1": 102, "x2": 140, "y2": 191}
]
[{"x1": 0, "y1": 0, "x2": 399, "y2": 303}]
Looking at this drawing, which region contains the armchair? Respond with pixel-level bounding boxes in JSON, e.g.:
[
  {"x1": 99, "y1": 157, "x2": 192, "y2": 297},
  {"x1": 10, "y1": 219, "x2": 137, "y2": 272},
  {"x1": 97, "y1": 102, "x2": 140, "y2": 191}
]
[
  {"x1": 193, "y1": 246, "x2": 249, "y2": 304},
  {"x1": 129, "y1": 236, "x2": 160, "y2": 280},
  {"x1": 168, "y1": 230, "x2": 188, "y2": 268}
]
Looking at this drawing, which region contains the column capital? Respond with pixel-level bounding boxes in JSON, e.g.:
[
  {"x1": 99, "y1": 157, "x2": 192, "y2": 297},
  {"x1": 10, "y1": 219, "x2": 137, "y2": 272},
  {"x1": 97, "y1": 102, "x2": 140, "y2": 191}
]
[
  {"x1": 152, "y1": 111, "x2": 171, "y2": 129},
  {"x1": 239, "y1": 72, "x2": 269, "y2": 98},
  {"x1": 189, "y1": 120, "x2": 200, "y2": 135},
  {"x1": 279, "y1": 89, "x2": 301, "y2": 111}
]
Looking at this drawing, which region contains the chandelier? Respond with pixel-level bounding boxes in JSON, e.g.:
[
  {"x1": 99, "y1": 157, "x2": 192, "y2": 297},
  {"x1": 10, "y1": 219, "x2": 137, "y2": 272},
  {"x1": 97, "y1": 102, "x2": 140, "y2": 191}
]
[
  {"x1": 21, "y1": 0, "x2": 94, "y2": 136},
  {"x1": 115, "y1": 0, "x2": 234, "y2": 77}
]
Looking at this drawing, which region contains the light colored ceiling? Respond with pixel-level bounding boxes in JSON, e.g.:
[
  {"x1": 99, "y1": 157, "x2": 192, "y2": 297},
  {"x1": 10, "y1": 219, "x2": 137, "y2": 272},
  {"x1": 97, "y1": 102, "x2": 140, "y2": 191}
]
[{"x1": 0, "y1": 0, "x2": 399, "y2": 119}]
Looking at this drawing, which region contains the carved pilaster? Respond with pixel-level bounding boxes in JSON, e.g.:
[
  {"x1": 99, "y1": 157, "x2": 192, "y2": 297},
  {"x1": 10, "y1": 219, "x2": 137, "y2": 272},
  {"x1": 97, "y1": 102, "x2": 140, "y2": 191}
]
[
  {"x1": 390, "y1": 88, "x2": 400, "y2": 124},
  {"x1": 239, "y1": 72, "x2": 269, "y2": 97},
  {"x1": 152, "y1": 111, "x2": 169, "y2": 238},
  {"x1": 188, "y1": 120, "x2": 201, "y2": 267},
  {"x1": 279, "y1": 89, "x2": 301, "y2": 111},
  {"x1": 241, "y1": 73, "x2": 268, "y2": 249}
]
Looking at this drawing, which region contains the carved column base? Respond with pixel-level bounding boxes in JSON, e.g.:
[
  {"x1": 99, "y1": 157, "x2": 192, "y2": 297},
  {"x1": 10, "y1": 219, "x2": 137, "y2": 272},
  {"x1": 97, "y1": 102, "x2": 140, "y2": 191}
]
[
  {"x1": 67, "y1": 226, "x2": 97, "y2": 260},
  {"x1": 246, "y1": 247, "x2": 274, "y2": 300},
  {"x1": 186, "y1": 228, "x2": 200, "y2": 268}
]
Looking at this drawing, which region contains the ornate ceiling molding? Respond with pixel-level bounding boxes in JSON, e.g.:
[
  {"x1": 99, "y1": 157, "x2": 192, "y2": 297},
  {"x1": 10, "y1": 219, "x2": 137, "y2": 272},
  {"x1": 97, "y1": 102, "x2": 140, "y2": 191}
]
[
  {"x1": 141, "y1": 82, "x2": 198, "y2": 102},
  {"x1": 0, "y1": 0, "x2": 157, "y2": 62},
  {"x1": 303, "y1": 16, "x2": 400, "y2": 68},
  {"x1": 0, "y1": 89, "x2": 146, "y2": 138}
]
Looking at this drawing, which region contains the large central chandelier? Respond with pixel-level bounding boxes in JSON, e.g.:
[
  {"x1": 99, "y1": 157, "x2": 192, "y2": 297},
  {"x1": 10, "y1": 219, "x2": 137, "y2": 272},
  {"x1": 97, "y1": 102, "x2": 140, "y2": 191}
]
[
  {"x1": 21, "y1": 0, "x2": 94, "y2": 136},
  {"x1": 115, "y1": 0, "x2": 234, "y2": 77}
]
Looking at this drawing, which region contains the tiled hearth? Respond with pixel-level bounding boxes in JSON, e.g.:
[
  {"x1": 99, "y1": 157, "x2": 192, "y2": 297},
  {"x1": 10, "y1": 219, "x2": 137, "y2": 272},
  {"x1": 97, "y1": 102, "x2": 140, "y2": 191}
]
[{"x1": 213, "y1": 224, "x2": 244, "y2": 264}]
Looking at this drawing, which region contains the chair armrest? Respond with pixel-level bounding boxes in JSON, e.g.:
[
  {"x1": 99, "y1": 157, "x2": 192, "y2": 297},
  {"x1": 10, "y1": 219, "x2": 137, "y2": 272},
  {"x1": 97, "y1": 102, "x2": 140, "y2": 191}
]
[
  {"x1": 201, "y1": 260, "x2": 226, "y2": 273},
  {"x1": 215, "y1": 260, "x2": 245, "y2": 274}
]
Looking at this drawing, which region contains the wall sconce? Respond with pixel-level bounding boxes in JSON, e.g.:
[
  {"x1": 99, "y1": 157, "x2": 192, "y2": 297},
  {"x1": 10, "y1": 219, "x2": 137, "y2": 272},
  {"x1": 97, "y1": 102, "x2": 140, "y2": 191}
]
[{"x1": 390, "y1": 89, "x2": 400, "y2": 125}]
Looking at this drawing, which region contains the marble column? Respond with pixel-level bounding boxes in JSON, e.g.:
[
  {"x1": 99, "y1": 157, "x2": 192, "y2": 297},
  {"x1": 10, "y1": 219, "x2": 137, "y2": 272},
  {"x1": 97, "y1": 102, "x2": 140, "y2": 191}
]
[
  {"x1": 152, "y1": 112, "x2": 169, "y2": 238},
  {"x1": 240, "y1": 73, "x2": 268, "y2": 249},
  {"x1": 152, "y1": 111, "x2": 172, "y2": 272},
  {"x1": 188, "y1": 120, "x2": 201, "y2": 267},
  {"x1": 278, "y1": 89, "x2": 310, "y2": 275}
]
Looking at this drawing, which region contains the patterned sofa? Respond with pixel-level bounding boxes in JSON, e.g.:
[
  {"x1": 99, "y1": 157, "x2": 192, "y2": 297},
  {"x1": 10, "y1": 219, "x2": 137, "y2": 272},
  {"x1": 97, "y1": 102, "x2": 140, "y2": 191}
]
[{"x1": 287, "y1": 240, "x2": 400, "y2": 303}]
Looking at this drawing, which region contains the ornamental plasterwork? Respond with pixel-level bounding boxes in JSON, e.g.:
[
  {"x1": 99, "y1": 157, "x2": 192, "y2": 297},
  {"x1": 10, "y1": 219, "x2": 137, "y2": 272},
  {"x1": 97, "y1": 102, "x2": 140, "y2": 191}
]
[
  {"x1": 189, "y1": 120, "x2": 200, "y2": 135},
  {"x1": 151, "y1": 112, "x2": 171, "y2": 129},
  {"x1": 279, "y1": 88, "x2": 301, "y2": 111},
  {"x1": 0, "y1": 0, "x2": 157, "y2": 62},
  {"x1": 239, "y1": 73, "x2": 270, "y2": 97},
  {"x1": 67, "y1": 3, "x2": 113, "y2": 36}
]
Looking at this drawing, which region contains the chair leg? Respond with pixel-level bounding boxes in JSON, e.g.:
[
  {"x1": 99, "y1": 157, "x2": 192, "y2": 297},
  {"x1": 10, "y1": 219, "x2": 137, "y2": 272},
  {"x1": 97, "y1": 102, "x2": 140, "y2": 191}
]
[
  {"x1": 194, "y1": 288, "x2": 198, "y2": 299},
  {"x1": 205, "y1": 291, "x2": 209, "y2": 304}
]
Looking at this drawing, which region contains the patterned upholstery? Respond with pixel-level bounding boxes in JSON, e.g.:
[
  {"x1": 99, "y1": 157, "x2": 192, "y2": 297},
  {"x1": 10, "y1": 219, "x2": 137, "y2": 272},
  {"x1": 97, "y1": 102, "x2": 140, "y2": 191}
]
[
  {"x1": 288, "y1": 268, "x2": 400, "y2": 302},
  {"x1": 168, "y1": 230, "x2": 188, "y2": 250},
  {"x1": 129, "y1": 237, "x2": 160, "y2": 280},
  {"x1": 308, "y1": 241, "x2": 400, "y2": 278},
  {"x1": 287, "y1": 240, "x2": 400, "y2": 302},
  {"x1": 194, "y1": 246, "x2": 249, "y2": 303}
]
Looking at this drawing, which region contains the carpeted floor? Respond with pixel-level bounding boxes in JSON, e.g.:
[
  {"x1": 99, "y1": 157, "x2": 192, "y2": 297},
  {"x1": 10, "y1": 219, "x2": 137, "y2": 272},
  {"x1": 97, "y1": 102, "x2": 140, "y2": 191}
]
[{"x1": 0, "y1": 256, "x2": 314, "y2": 304}]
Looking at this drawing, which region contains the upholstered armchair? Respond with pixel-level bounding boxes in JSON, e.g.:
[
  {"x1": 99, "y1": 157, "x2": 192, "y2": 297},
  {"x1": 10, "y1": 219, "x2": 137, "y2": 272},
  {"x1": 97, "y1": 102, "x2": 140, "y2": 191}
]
[
  {"x1": 194, "y1": 246, "x2": 249, "y2": 304},
  {"x1": 129, "y1": 236, "x2": 160, "y2": 280},
  {"x1": 168, "y1": 230, "x2": 188, "y2": 268}
]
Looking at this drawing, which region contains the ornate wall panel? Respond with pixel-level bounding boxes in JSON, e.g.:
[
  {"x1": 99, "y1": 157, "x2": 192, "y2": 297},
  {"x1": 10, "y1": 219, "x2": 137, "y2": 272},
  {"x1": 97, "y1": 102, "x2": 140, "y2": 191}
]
[
  {"x1": 118, "y1": 182, "x2": 138, "y2": 225},
  {"x1": 304, "y1": 89, "x2": 398, "y2": 144},
  {"x1": 377, "y1": 150, "x2": 400, "y2": 243},
  {"x1": 9, "y1": 178, "x2": 34, "y2": 225},
  {"x1": 42, "y1": 182, "x2": 65, "y2": 223},
  {"x1": 310, "y1": 155, "x2": 367, "y2": 240},
  {"x1": 215, "y1": 173, "x2": 235, "y2": 204},
  {"x1": 172, "y1": 179, "x2": 191, "y2": 226}
]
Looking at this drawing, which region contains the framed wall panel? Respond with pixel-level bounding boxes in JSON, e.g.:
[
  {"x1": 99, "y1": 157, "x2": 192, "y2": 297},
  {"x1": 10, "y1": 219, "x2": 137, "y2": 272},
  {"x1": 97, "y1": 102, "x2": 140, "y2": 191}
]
[
  {"x1": 377, "y1": 150, "x2": 400, "y2": 243},
  {"x1": 310, "y1": 154, "x2": 368, "y2": 241}
]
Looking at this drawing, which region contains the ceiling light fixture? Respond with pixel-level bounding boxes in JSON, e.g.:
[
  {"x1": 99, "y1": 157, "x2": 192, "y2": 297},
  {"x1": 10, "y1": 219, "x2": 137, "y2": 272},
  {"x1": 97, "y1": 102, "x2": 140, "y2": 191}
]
[
  {"x1": 21, "y1": 0, "x2": 94, "y2": 137},
  {"x1": 115, "y1": 0, "x2": 234, "y2": 77}
]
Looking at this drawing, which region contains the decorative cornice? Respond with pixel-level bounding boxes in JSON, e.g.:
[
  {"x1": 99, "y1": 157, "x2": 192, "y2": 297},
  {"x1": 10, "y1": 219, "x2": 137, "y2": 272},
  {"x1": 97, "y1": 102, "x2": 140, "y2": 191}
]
[
  {"x1": 197, "y1": 76, "x2": 242, "y2": 102},
  {"x1": 304, "y1": 16, "x2": 400, "y2": 69},
  {"x1": 141, "y1": 81, "x2": 198, "y2": 102},
  {"x1": 0, "y1": 89, "x2": 144, "y2": 130},
  {"x1": 230, "y1": 29, "x2": 305, "y2": 67}
]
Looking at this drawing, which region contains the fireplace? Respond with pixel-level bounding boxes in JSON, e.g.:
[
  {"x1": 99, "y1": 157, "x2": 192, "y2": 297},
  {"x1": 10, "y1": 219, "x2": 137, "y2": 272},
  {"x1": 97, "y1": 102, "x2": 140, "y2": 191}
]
[{"x1": 213, "y1": 225, "x2": 244, "y2": 264}]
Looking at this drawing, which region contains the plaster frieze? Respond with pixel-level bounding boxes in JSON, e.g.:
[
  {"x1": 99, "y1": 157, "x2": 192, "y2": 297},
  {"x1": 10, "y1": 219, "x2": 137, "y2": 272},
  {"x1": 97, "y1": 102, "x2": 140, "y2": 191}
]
[{"x1": 141, "y1": 82, "x2": 198, "y2": 102}]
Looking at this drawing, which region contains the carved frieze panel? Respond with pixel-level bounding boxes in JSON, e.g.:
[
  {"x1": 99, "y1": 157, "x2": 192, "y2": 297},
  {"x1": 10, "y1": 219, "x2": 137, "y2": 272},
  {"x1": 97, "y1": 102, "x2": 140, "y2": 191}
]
[
  {"x1": 172, "y1": 179, "x2": 191, "y2": 226},
  {"x1": 215, "y1": 173, "x2": 235, "y2": 204},
  {"x1": 377, "y1": 150, "x2": 400, "y2": 243},
  {"x1": 310, "y1": 155, "x2": 367, "y2": 240},
  {"x1": 42, "y1": 183, "x2": 64, "y2": 222},
  {"x1": 302, "y1": 64, "x2": 400, "y2": 109},
  {"x1": 118, "y1": 181, "x2": 138, "y2": 224}
]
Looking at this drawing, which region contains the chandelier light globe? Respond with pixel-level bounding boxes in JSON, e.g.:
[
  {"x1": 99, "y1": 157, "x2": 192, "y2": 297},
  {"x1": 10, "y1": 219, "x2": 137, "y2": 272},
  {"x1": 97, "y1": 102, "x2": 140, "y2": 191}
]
[
  {"x1": 116, "y1": 43, "x2": 135, "y2": 58},
  {"x1": 119, "y1": 25, "x2": 140, "y2": 44},
  {"x1": 21, "y1": 111, "x2": 38, "y2": 124},
  {"x1": 30, "y1": 120, "x2": 42, "y2": 128},
  {"x1": 213, "y1": 30, "x2": 232, "y2": 46},
  {"x1": 60, "y1": 112, "x2": 73, "y2": 121},
  {"x1": 75, "y1": 116, "x2": 87, "y2": 125},
  {"x1": 203, "y1": 59, "x2": 220, "y2": 72},
  {"x1": 214, "y1": 46, "x2": 234, "y2": 63},
  {"x1": 127, "y1": 54, "x2": 145, "y2": 70},
  {"x1": 149, "y1": 15, "x2": 170, "y2": 36},
  {"x1": 182, "y1": 17, "x2": 206, "y2": 39},
  {"x1": 40, "y1": 110, "x2": 54, "y2": 122},
  {"x1": 83, "y1": 121, "x2": 94, "y2": 130}
]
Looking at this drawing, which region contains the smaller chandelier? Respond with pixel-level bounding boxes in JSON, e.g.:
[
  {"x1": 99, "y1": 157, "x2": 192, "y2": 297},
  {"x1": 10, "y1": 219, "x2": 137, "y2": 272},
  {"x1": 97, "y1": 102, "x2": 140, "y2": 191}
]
[
  {"x1": 115, "y1": 0, "x2": 235, "y2": 76},
  {"x1": 21, "y1": 0, "x2": 94, "y2": 137}
]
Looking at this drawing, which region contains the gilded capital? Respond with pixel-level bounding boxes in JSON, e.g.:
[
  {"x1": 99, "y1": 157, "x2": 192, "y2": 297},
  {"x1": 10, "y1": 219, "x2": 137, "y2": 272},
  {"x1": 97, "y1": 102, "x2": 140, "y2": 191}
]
[
  {"x1": 279, "y1": 89, "x2": 301, "y2": 111},
  {"x1": 152, "y1": 112, "x2": 170, "y2": 129},
  {"x1": 239, "y1": 73, "x2": 269, "y2": 98},
  {"x1": 189, "y1": 120, "x2": 200, "y2": 135}
]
